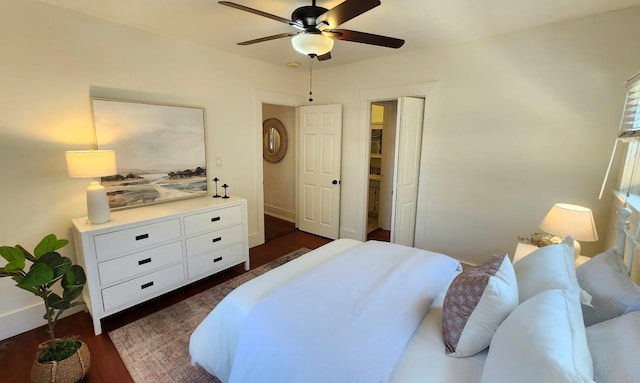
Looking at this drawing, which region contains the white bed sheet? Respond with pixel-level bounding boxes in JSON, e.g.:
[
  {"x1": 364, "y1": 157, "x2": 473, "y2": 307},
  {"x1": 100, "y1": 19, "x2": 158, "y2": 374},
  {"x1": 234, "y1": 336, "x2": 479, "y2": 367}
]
[
  {"x1": 390, "y1": 289, "x2": 487, "y2": 383},
  {"x1": 190, "y1": 238, "x2": 486, "y2": 383}
]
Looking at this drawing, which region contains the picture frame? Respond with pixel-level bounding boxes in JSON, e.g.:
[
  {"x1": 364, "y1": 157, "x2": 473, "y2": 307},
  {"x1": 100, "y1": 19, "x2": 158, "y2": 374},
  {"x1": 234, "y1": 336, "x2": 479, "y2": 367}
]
[{"x1": 91, "y1": 97, "x2": 207, "y2": 210}]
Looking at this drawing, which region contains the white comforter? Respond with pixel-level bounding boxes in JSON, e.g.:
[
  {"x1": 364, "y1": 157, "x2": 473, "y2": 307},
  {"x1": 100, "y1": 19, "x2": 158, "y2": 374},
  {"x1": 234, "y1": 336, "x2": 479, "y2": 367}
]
[
  {"x1": 191, "y1": 239, "x2": 363, "y2": 382},
  {"x1": 226, "y1": 240, "x2": 461, "y2": 383}
]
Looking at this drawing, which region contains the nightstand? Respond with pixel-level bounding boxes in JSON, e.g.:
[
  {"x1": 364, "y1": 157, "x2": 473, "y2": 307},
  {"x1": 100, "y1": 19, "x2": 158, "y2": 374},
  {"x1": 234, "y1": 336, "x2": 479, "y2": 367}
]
[{"x1": 513, "y1": 242, "x2": 590, "y2": 266}]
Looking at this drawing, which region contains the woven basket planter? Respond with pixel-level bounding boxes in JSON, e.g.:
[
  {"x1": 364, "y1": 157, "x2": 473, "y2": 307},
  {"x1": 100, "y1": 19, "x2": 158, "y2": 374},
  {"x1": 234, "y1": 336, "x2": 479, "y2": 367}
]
[{"x1": 30, "y1": 340, "x2": 90, "y2": 383}]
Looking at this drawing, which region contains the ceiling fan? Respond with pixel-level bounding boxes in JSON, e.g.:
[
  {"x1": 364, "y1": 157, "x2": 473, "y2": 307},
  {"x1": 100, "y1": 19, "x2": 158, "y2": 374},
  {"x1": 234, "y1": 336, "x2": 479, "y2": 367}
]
[{"x1": 219, "y1": 0, "x2": 405, "y2": 61}]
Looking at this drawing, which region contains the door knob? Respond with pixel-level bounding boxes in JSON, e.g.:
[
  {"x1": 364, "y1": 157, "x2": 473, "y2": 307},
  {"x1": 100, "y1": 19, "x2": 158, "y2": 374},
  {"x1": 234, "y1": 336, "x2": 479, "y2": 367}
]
[{"x1": 332, "y1": 180, "x2": 341, "y2": 185}]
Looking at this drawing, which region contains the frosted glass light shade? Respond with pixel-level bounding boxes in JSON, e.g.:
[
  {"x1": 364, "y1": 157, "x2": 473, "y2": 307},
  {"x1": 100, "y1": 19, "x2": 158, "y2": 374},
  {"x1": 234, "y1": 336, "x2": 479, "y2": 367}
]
[
  {"x1": 291, "y1": 33, "x2": 334, "y2": 56},
  {"x1": 65, "y1": 150, "x2": 117, "y2": 178},
  {"x1": 539, "y1": 203, "x2": 598, "y2": 241}
]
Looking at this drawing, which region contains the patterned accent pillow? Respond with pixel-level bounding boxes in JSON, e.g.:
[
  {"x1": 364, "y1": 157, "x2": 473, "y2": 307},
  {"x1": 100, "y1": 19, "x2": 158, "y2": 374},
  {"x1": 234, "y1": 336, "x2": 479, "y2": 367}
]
[
  {"x1": 442, "y1": 254, "x2": 518, "y2": 357},
  {"x1": 576, "y1": 249, "x2": 640, "y2": 326}
]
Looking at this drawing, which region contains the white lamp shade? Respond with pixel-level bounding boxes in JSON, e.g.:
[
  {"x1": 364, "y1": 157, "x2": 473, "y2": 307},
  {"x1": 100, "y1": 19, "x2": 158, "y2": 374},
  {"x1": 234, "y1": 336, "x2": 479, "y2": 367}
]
[
  {"x1": 539, "y1": 203, "x2": 598, "y2": 241},
  {"x1": 66, "y1": 150, "x2": 117, "y2": 224},
  {"x1": 291, "y1": 33, "x2": 334, "y2": 56},
  {"x1": 66, "y1": 150, "x2": 117, "y2": 178}
]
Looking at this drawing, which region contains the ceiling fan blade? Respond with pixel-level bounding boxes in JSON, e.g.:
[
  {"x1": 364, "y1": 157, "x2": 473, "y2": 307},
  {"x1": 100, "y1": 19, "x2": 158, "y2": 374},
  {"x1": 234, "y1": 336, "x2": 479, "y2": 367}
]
[
  {"x1": 321, "y1": 30, "x2": 341, "y2": 38},
  {"x1": 327, "y1": 29, "x2": 404, "y2": 48},
  {"x1": 237, "y1": 33, "x2": 297, "y2": 46},
  {"x1": 317, "y1": 52, "x2": 332, "y2": 61},
  {"x1": 316, "y1": 0, "x2": 380, "y2": 29},
  {"x1": 219, "y1": 1, "x2": 303, "y2": 29}
]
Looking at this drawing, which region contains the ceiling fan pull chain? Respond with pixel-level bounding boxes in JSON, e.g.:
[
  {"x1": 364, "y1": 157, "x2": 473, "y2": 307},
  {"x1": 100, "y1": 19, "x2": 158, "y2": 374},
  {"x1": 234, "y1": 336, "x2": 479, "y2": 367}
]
[{"x1": 309, "y1": 55, "x2": 314, "y2": 102}]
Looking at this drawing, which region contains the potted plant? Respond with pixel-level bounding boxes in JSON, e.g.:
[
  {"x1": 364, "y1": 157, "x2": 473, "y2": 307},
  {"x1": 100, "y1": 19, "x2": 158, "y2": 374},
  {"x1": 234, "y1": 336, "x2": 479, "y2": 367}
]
[{"x1": 0, "y1": 234, "x2": 90, "y2": 383}]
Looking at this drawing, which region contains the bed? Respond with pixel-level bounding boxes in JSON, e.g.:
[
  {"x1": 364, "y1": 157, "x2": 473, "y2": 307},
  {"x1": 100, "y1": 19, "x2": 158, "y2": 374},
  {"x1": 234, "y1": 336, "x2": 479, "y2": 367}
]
[{"x1": 190, "y1": 207, "x2": 640, "y2": 383}]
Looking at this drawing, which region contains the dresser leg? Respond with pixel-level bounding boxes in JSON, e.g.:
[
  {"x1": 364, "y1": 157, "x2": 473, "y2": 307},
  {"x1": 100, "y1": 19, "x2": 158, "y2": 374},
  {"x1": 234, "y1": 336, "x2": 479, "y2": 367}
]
[{"x1": 93, "y1": 318, "x2": 103, "y2": 336}]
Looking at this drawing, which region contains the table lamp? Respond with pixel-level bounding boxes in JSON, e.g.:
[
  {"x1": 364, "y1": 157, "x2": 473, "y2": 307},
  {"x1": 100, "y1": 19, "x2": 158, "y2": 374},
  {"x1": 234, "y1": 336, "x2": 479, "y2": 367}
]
[
  {"x1": 66, "y1": 150, "x2": 117, "y2": 224},
  {"x1": 539, "y1": 203, "x2": 598, "y2": 258}
]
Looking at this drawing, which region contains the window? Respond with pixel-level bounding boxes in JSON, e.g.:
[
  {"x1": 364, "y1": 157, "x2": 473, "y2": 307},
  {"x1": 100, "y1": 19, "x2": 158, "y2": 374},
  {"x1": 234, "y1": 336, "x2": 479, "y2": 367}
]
[
  {"x1": 601, "y1": 71, "x2": 640, "y2": 199},
  {"x1": 620, "y1": 141, "x2": 640, "y2": 196}
]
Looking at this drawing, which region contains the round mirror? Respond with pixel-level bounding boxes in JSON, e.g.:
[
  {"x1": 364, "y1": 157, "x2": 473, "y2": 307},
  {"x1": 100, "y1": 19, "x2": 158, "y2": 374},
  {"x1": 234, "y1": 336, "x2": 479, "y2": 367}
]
[
  {"x1": 264, "y1": 127, "x2": 280, "y2": 154},
  {"x1": 262, "y1": 118, "x2": 288, "y2": 163}
]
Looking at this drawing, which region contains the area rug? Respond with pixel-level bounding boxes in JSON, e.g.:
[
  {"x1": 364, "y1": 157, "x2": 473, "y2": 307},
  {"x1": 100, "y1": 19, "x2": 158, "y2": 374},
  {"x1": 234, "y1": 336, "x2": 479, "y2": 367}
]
[{"x1": 109, "y1": 248, "x2": 310, "y2": 383}]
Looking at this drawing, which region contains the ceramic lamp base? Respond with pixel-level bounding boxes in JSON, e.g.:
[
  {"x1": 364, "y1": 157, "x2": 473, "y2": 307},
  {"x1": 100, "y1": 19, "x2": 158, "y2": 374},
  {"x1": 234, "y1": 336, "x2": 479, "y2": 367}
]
[
  {"x1": 573, "y1": 239, "x2": 581, "y2": 260},
  {"x1": 86, "y1": 181, "x2": 110, "y2": 224}
]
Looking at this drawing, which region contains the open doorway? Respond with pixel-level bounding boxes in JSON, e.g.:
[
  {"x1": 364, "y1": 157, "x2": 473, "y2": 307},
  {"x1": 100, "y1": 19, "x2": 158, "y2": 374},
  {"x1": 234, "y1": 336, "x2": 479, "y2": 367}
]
[
  {"x1": 262, "y1": 103, "x2": 296, "y2": 241},
  {"x1": 367, "y1": 101, "x2": 397, "y2": 242},
  {"x1": 357, "y1": 82, "x2": 436, "y2": 246},
  {"x1": 362, "y1": 96, "x2": 425, "y2": 246}
]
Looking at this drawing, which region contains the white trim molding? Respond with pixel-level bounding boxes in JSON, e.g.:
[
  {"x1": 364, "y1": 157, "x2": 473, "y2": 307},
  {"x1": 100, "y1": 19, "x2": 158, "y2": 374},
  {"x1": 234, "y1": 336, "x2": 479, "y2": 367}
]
[
  {"x1": 0, "y1": 302, "x2": 84, "y2": 341},
  {"x1": 264, "y1": 204, "x2": 295, "y2": 222},
  {"x1": 252, "y1": 89, "x2": 304, "y2": 248},
  {"x1": 357, "y1": 82, "x2": 439, "y2": 245}
]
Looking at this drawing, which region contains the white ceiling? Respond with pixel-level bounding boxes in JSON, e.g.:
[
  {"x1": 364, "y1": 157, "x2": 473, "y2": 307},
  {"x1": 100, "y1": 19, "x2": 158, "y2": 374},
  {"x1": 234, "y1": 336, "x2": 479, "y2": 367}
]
[{"x1": 38, "y1": 0, "x2": 640, "y2": 68}]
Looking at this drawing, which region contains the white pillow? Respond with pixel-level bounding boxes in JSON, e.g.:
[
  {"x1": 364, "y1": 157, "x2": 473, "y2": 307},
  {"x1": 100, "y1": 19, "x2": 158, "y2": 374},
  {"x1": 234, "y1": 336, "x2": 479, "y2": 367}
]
[
  {"x1": 514, "y1": 236, "x2": 591, "y2": 304},
  {"x1": 480, "y1": 289, "x2": 595, "y2": 383},
  {"x1": 442, "y1": 254, "x2": 518, "y2": 357},
  {"x1": 586, "y1": 312, "x2": 640, "y2": 383},
  {"x1": 576, "y1": 249, "x2": 640, "y2": 326}
]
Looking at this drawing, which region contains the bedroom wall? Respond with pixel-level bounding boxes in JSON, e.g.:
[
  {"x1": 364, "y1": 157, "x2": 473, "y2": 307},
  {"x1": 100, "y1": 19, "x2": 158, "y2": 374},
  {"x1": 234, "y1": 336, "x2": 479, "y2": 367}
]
[
  {"x1": 310, "y1": 7, "x2": 640, "y2": 264},
  {"x1": 0, "y1": 0, "x2": 305, "y2": 340},
  {"x1": 262, "y1": 104, "x2": 296, "y2": 221},
  {"x1": 2, "y1": 1, "x2": 639, "y2": 340}
]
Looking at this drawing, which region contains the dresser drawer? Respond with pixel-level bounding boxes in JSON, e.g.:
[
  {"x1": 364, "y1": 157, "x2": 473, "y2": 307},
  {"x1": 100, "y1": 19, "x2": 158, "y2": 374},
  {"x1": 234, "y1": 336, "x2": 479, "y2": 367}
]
[
  {"x1": 98, "y1": 241, "x2": 183, "y2": 287},
  {"x1": 185, "y1": 224, "x2": 243, "y2": 258},
  {"x1": 184, "y1": 205, "x2": 242, "y2": 236},
  {"x1": 94, "y1": 219, "x2": 181, "y2": 262},
  {"x1": 187, "y1": 243, "x2": 245, "y2": 279},
  {"x1": 102, "y1": 263, "x2": 184, "y2": 312}
]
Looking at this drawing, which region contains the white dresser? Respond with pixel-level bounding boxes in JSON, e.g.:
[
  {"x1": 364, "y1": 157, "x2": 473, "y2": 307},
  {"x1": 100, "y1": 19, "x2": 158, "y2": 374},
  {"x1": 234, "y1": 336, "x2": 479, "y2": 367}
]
[{"x1": 71, "y1": 196, "x2": 249, "y2": 335}]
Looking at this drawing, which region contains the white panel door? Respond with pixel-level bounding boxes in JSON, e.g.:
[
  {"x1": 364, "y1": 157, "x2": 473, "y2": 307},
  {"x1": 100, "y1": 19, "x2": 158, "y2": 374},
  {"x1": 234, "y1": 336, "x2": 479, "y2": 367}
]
[
  {"x1": 298, "y1": 104, "x2": 342, "y2": 239},
  {"x1": 391, "y1": 97, "x2": 425, "y2": 246}
]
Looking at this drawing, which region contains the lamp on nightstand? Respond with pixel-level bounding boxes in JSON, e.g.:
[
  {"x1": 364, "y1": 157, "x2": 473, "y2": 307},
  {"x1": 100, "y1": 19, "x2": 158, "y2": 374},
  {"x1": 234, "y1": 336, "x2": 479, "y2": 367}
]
[
  {"x1": 539, "y1": 203, "x2": 598, "y2": 259},
  {"x1": 66, "y1": 150, "x2": 117, "y2": 224}
]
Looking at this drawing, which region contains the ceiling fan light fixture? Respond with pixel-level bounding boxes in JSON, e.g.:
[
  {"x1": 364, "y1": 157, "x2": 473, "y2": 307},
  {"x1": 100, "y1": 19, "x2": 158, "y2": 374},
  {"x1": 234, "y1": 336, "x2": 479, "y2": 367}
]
[{"x1": 291, "y1": 33, "x2": 334, "y2": 56}]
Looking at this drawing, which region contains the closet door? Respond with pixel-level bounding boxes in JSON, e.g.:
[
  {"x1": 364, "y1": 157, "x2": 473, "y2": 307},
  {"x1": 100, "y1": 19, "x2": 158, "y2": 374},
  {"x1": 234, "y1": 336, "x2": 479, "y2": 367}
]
[{"x1": 391, "y1": 97, "x2": 425, "y2": 246}]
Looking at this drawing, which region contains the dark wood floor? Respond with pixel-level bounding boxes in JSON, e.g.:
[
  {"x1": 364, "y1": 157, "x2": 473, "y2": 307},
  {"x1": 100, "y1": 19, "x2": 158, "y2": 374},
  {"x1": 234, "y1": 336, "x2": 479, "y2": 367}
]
[
  {"x1": 367, "y1": 228, "x2": 391, "y2": 242},
  {"x1": 0, "y1": 228, "x2": 330, "y2": 383},
  {"x1": 264, "y1": 214, "x2": 296, "y2": 242}
]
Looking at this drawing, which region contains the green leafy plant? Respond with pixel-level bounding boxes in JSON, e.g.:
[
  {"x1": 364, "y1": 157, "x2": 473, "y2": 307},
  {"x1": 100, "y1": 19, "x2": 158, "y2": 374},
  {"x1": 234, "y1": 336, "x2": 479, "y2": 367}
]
[{"x1": 0, "y1": 234, "x2": 86, "y2": 362}]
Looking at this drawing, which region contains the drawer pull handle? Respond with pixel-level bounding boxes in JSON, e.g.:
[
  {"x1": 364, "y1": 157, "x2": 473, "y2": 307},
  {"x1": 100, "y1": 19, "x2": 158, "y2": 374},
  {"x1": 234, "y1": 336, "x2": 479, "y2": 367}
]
[
  {"x1": 138, "y1": 258, "x2": 152, "y2": 266},
  {"x1": 211, "y1": 217, "x2": 221, "y2": 222},
  {"x1": 214, "y1": 256, "x2": 223, "y2": 263},
  {"x1": 135, "y1": 234, "x2": 149, "y2": 241},
  {"x1": 212, "y1": 237, "x2": 222, "y2": 243},
  {"x1": 141, "y1": 281, "x2": 154, "y2": 290}
]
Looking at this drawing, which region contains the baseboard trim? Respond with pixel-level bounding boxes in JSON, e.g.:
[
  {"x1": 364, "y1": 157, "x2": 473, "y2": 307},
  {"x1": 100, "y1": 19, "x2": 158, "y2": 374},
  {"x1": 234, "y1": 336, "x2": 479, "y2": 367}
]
[
  {"x1": 340, "y1": 227, "x2": 359, "y2": 241},
  {"x1": 248, "y1": 231, "x2": 261, "y2": 248},
  {"x1": 0, "y1": 302, "x2": 85, "y2": 341},
  {"x1": 264, "y1": 204, "x2": 295, "y2": 222}
]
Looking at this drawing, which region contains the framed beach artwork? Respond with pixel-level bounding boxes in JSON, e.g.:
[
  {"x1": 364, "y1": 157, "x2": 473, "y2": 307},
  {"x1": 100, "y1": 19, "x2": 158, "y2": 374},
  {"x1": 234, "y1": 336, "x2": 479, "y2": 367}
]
[{"x1": 91, "y1": 98, "x2": 207, "y2": 209}]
